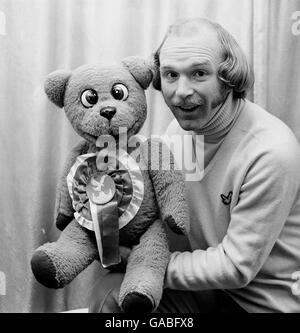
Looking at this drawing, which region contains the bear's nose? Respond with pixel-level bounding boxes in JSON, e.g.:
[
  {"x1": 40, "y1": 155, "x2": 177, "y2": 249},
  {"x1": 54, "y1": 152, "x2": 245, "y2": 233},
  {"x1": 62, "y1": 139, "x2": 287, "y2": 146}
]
[{"x1": 100, "y1": 106, "x2": 117, "y2": 120}]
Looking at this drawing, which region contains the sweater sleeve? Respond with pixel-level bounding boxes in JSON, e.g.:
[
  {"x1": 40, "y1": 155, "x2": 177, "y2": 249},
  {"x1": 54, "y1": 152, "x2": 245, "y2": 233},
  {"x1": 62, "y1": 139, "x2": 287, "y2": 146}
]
[{"x1": 164, "y1": 141, "x2": 300, "y2": 290}]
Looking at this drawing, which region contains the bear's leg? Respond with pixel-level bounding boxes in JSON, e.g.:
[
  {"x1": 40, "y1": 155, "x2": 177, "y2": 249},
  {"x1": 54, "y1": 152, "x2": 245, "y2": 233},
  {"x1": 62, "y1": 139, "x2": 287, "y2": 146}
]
[
  {"x1": 119, "y1": 219, "x2": 170, "y2": 313},
  {"x1": 31, "y1": 220, "x2": 98, "y2": 289}
]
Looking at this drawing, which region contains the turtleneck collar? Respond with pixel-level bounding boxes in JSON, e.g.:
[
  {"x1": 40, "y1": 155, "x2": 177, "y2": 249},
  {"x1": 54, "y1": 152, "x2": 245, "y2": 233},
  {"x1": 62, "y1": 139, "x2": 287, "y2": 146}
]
[{"x1": 194, "y1": 91, "x2": 244, "y2": 143}]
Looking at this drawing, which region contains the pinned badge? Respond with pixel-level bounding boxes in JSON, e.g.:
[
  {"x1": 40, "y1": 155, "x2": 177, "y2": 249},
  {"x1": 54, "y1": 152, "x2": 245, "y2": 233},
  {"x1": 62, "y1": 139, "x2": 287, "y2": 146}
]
[{"x1": 86, "y1": 174, "x2": 116, "y2": 205}]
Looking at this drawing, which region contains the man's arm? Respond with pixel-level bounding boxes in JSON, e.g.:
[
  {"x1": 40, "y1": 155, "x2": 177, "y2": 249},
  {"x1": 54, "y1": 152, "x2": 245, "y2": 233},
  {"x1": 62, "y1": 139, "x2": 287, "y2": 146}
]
[{"x1": 164, "y1": 141, "x2": 300, "y2": 290}]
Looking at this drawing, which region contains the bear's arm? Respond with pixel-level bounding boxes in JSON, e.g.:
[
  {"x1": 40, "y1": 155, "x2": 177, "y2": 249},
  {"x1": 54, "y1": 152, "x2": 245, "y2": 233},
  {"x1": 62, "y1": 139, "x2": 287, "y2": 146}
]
[
  {"x1": 55, "y1": 140, "x2": 89, "y2": 231},
  {"x1": 140, "y1": 138, "x2": 190, "y2": 235}
]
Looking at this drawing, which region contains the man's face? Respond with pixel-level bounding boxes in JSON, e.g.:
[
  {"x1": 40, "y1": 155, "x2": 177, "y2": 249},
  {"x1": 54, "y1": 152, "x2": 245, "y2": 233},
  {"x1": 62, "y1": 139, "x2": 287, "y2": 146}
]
[{"x1": 159, "y1": 28, "x2": 228, "y2": 132}]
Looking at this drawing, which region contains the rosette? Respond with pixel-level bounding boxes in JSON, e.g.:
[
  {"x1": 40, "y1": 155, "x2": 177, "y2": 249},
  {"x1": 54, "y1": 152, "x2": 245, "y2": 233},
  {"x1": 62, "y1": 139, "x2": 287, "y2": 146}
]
[{"x1": 67, "y1": 149, "x2": 144, "y2": 267}]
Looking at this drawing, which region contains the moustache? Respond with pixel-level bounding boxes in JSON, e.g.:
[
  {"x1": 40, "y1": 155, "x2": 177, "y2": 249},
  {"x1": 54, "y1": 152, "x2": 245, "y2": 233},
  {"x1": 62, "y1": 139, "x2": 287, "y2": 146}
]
[{"x1": 175, "y1": 99, "x2": 206, "y2": 108}]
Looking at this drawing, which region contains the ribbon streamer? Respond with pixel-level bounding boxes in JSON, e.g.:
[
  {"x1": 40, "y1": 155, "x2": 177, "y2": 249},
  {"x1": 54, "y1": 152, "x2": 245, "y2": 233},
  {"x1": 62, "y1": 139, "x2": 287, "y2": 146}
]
[{"x1": 89, "y1": 195, "x2": 120, "y2": 267}]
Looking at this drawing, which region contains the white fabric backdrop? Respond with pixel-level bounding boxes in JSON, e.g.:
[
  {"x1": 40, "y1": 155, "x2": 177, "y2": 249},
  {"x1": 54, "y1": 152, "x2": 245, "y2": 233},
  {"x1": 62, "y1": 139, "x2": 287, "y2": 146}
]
[{"x1": 0, "y1": 0, "x2": 299, "y2": 312}]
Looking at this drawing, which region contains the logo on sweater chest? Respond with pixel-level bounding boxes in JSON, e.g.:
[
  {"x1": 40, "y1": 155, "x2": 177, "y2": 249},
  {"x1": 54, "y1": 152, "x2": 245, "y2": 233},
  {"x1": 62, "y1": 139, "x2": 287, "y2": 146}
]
[{"x1": 220, "y1": 191, "x2": 232, "y2": 206}]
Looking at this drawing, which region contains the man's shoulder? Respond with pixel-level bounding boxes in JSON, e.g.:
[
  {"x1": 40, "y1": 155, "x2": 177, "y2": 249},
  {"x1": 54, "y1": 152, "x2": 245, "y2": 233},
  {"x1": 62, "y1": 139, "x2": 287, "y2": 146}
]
[
  {"x1": 235, "y1": 100, "x2": 299, "y2": 149},
  {"x1": 232, "y1": 100, "x2": 300, "y2": 170}
]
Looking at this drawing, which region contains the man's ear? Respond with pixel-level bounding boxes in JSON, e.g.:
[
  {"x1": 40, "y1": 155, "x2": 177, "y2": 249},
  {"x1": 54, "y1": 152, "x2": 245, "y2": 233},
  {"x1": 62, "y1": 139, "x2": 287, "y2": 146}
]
[
  {"x1": 121, "y1": 56, "x2": 153, "y2": 89},
  {"x1": 44, "y1": 70, "x2": 72, "y2": 108}
]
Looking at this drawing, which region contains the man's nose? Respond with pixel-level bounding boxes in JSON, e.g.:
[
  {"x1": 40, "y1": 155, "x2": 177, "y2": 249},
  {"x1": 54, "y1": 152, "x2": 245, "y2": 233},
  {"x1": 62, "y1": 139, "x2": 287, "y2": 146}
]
[
  {"x1": 175, "y1": 77, "x2": 193, "y2": 100},
  {"x1": 100, "y1": 106, "x2": 117, "y2": 120}
]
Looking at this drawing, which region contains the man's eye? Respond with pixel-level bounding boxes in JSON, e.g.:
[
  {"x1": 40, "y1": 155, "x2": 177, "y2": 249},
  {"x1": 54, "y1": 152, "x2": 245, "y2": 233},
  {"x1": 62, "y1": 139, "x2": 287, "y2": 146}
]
[
  {"x1": 168, "y1": 72, "x2": 177, "y2": 77},
  {"x1": 163, "y1": 71, "x2": 178, "y2": 80},
  {"x1": 193, "y1": 70, "x2": 207, "y2": 78}
]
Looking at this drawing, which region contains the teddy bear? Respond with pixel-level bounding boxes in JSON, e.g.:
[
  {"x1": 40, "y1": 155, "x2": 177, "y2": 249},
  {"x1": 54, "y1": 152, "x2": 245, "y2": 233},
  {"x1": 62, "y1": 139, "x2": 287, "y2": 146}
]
[{"x1": 30, "y1": 56, "x2": 189, "y2": 313}]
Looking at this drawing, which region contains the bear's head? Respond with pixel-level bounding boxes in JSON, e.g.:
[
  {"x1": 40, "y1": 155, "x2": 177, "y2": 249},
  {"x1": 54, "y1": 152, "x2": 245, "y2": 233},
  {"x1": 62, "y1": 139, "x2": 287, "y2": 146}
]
[{"x1": 44, "y1": 57, "x2": 153, "y2": 143}]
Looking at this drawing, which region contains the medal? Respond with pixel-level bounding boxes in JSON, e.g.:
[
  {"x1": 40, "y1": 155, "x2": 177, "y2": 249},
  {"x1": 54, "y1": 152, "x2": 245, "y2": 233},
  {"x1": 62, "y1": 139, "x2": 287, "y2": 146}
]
[{"x1": 86, "y1": 174, "x2": 116, "y2": 205}]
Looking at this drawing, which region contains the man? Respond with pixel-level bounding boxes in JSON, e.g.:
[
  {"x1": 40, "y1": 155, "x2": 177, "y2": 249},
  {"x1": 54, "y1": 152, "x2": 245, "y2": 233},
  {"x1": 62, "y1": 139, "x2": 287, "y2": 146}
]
[{"x1": 89, "y1": 18, "x2": 300, "y2": 313}]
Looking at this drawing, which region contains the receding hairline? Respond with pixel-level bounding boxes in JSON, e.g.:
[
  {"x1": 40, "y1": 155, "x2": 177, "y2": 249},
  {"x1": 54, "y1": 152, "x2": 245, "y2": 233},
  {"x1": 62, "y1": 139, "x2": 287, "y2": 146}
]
[
  {"x1": 159, "y1": 18, "x2": 225, "y2": 58},
  {"x1": 159, "y1": 18, "x2": 226, "y2": 66},
  {"x1": 166, "y1": 17, "x2": 221, "y2": 37}
]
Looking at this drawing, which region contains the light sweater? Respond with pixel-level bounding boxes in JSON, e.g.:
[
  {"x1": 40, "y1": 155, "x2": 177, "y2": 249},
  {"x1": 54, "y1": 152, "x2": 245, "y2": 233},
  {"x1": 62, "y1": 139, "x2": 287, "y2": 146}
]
[{"x1": 164, "y1": 94, "x2": 300, "y2": 312}]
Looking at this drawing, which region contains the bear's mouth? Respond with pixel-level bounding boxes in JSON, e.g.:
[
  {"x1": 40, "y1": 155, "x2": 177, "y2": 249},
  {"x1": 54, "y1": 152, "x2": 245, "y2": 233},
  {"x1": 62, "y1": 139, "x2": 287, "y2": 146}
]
[
  {"x1": 83, "y1": 127, "x2": 113, "y2": 142},
  {"x1": 84, "y1": 120, "x2": 140, "y2": 142}
]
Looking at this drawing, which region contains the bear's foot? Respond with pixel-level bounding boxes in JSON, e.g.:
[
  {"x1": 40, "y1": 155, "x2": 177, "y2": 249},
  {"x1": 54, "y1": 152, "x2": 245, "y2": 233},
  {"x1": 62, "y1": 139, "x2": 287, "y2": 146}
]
[
  {"x1": 31, "y1": 220, "x2": 98, "y2": 289},
  {"x1": 121, "y1": 292, "x2": 154, "y2": 313},
  {"x1": 31, "y1": 250, "x2": 61, "y2": 288}
]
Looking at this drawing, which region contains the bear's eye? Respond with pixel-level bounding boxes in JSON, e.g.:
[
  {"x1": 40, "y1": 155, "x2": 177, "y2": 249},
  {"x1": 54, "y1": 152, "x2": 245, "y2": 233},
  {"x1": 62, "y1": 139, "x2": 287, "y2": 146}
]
[
  {"x1": 81, "y1": 89, "x2": 98, "y2": 108},
  {"x1": 111, "y1": 84, "x2": 129, "y2": 101}
]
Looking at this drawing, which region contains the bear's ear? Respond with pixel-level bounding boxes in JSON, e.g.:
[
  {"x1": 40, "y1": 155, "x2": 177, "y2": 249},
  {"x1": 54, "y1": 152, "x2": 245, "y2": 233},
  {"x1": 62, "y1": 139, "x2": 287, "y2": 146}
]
[
  {"x1": 121, "y1": 56, "x2": 153, "y2": 90},
  {"x1": 44, "y1": 70, "x2": 72, "y2": 108}
]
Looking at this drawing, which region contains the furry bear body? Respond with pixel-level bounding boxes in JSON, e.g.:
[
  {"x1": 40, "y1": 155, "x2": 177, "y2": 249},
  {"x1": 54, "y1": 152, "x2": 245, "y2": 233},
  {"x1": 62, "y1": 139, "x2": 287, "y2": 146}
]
[{"x1": 31, "y1": 57, "x2": 189, "y2": 313}]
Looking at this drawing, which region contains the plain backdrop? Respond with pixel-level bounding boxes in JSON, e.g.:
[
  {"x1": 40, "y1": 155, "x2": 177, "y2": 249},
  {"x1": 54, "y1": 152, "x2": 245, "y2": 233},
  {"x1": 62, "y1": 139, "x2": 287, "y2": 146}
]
[{"x1": 0, "y1": 0, "x2": 300, "y2": 312}]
